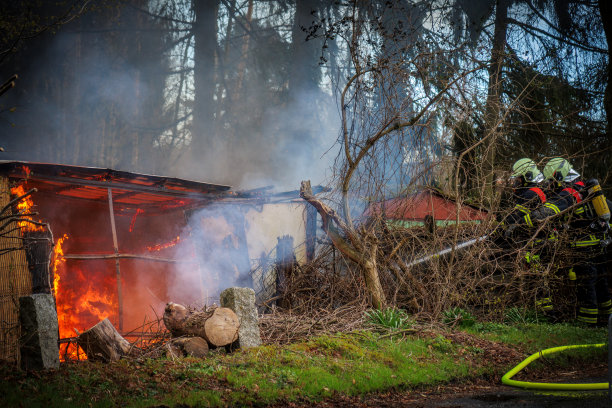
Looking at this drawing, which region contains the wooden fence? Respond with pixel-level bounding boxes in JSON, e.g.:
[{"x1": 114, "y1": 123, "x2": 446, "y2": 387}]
[{"x1": 0, "y1": 176, "x2": 32, "y2": 362}]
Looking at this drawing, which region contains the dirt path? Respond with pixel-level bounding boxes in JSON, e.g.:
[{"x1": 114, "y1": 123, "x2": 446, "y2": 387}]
[{"x1": 291, "y1": 383, "x2": 610, "y2": 407}]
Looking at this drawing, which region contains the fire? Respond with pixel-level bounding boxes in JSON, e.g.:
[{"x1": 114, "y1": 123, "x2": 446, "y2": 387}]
[
  {"x1": 129, "y1": 208, "x2": 144, "y2": 232},
  {"x1": 52, "y1": 234, "x2": 68, "y2": 295},
  {"x1": 147, "y1": 235, "x2": 180, "y2": 252},
  {"x1": 9, "y1": 185, "x2": 44, "y2": 232},
  {"x1": 52, "y1": 233, "x2": 118, "y2": 361},
  {"x1": 21, "y1": 165, "x2": 31, "y2": 178}
]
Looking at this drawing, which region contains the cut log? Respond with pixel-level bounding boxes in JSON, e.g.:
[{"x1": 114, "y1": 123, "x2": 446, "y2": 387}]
[
  {"x1": 77, "y1": 318, "x2": 131, "y2": 362},
  {"x1": 163, "y1": 303, "x2": 239, "y2": 347},
  {"x1": 204, "y1": 308, "x2": 240, "y2": 347},
  {"x1": 163, "y1": 302, "x2": 190, "y2": 336},
  {"x1": 165, "y1": 337, "x2": 209, "y2": 358}
]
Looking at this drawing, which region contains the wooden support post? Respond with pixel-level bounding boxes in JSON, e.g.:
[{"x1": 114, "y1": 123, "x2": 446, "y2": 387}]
[
  {"x1": 107, "y1": 188, "x2": 123, "y2": 332},
  {"x1": 306, "y1": 204, "x2": 317, "y2": 262}
]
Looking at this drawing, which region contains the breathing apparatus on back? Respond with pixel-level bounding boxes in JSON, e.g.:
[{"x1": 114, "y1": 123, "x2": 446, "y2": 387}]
[
  {"x1": 543, "y1": 157, "x2": 610, "y2": 222},
  {"x1": 584, "y1": 179, "x2": 611, "y2": 221}
]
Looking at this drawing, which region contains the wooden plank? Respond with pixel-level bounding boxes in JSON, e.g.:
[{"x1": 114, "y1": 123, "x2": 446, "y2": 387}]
[{"x1": 62, "y1": 253, "x2": 196, "y2": 264}]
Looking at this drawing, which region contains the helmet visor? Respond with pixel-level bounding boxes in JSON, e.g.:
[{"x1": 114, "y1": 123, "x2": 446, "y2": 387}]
[
  {"x1": 564, "y1": 168, "x2": 580, "y2": 183},
  {"x1": 533, "y1": 173, "x2": 544, "y2": 183}
]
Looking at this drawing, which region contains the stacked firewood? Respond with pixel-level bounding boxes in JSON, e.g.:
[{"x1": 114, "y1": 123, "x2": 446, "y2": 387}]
[
  {"x1": 162, "y1": 302, "x2": 239, "y2": 358},
  {"x1": 75, "y1": 303, "x2": 240, "y2": 361}
]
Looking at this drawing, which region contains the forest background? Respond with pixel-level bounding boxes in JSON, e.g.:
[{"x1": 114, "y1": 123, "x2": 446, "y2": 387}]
[
  {"x1": 2, "y1": 0, "x2": 612, "y2": 309},
  {"x1": 0, "y1": 0, "x2": 608, "y2": 196}
]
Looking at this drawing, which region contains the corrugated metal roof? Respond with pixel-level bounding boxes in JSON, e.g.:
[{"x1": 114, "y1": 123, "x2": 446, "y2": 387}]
[{"x1": 0, "y1": 161, "x2": 232, "y2": 210}]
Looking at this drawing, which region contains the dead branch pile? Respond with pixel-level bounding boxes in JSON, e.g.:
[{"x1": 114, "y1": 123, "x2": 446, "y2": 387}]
[
  {"x1": 259, "y1": 304, "x2": 366, "y2": 344},
  {"x1": 257, "y1": 244, "x2": 369, "y2": 314},
  {"x1": 259, "y1": 198, "x2": 581, "y2": 324}
]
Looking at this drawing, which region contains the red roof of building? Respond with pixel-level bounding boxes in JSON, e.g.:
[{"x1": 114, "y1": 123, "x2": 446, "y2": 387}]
[{"x1": 366, "y1": 189, "x2": 488, "y2": 222}]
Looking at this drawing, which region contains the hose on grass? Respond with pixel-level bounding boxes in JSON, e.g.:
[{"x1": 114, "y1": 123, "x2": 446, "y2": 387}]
[{"x1": 501, "y1": 343, "x2": 608, "y2": 391}]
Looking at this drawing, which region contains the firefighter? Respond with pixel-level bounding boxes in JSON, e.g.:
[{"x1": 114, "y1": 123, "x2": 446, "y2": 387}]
[
  {"x1": 505, "y1": 158, "x2": 547, "y2": 230},
  {"x1": 504, "y1": 158, "x2": 553, "y2": 314},
  {"x1": 540, "y1": 157, "x2": 612, "y2": 326}
]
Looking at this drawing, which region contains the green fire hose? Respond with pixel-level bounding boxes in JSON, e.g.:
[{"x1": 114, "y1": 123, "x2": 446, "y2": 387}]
[{"x1": 501, "y1": 343, "x2": 608, "y2": 390}]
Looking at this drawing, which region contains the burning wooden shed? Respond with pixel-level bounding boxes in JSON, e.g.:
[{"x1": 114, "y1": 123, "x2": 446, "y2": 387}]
[{"x1": 0, "y1": 161, "x2": 317, "y2": 362}]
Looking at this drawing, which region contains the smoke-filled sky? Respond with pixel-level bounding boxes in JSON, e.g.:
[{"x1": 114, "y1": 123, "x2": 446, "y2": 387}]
[
  {"x1": 0, "y1": 1, "x2": 339, "y2": 192},
  {"x1": 0, "y1": 0, "x2": 607, "y2": 194}
]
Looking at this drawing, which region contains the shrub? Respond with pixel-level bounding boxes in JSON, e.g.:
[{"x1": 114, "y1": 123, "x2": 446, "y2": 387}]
[
  {"x1": 364, "y1": 308, "x2": 414, "y2": 330},
  {"x1": 442, "y1": 307, "x2": 476, "y2": 328},
  {"x1": 504, "y1": 307, "x2": 540, "y2": 324}
]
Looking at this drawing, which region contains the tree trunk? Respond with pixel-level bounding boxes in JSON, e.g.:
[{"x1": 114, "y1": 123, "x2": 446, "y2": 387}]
[
  {"x1": 361, "y1": 244, "x2": 385, "y2": 310},
  {"x1": 599, "y1": 0, "x2": 612, "y2": 172},
  {"x1": 289, "y1": 0, "x2": 321, "y2": 99},
  {"x1": 191, "y1": 0, "x2": 220, "y2": 162},
  {"x1": 232, "y1": 0, "x2": 253, "y2": 101},
  {"x1": 163, "y1": 303, "x2": 239, "y2": 347},
  {"x1": 482, "y1": 0, "x2": 509, "y2": 203},
  {"x1": 76, "y1": 318, "x2": 131, "y2": 362},
  {"x1": 299, "y1": 180, "x2": 386, "y2": 309}
]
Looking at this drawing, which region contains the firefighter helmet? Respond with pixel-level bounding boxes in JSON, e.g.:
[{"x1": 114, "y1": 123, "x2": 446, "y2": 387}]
[
  {"x1": 543, "y1": 157, "x2": 573, "y2": 182},
  {"x1": 511, "y1": 158, "x2": 543, "y2": 183}
]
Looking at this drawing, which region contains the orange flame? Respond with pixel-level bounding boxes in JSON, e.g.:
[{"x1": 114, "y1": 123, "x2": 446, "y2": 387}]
[
  {"x1": 52, "y1": 234, "x2": 81, "y2": 361},
  {"x1": 21, "y1": 165, "x2": 31, "y2": 178},
  {"x1": 129, "y1": 209, "x2": 144, "y2": 232},
  {"x1": 52, "y1": 233, "x2": 118, "y2": 361},
  {"x1": 9, "y1": 185, "x2": 44, "y2": 232},
  {"x1": 52, "y1": 234, "x2": 68, "y2": 296},
  {"x1": 147, "y1": 235, "x2": 180, "y2": 252}
]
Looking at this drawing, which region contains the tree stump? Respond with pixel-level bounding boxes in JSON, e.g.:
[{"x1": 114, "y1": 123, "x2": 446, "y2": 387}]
[
  {"x1": 77, "y1": 318, "x2": 131, "y2": 362},
  {"x1": 163, "y1": 303, "x2": 239, "y2": 348}
]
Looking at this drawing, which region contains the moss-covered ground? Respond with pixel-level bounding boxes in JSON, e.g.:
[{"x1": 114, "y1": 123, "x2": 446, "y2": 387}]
[{"x1": 0, "y1": 322, "x2": 607, "y2": 407}]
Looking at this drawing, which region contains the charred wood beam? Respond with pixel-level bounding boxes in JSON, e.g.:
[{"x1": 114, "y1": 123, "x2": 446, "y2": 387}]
[
  {"x1": 108, "y1": 189, "x2": 123, "y2": 332},
  {"x1": 306, "y1": 204, "x2": 317, "y2": 262},
  {"x1": 53, "y1": 184, "x2": 82, "y2": 194},
  {"x1": 0, "y1": 162, "x2": 230, "y2": 192},
  {"x1": 23, "y1": 229, "x2": 53, "y2": 294},
  {"x1": 10, "y1": 173, "x2": 228, "y2": 199},
  {"x1": 34, "y1": 189, "x2": 209, "y2": 213},
  {"x1": 111, "y1": 191, "x2": 142, "y2": 201},
  {"x1": 63, "y1": 253, "x2": 197, "y2": 264}
]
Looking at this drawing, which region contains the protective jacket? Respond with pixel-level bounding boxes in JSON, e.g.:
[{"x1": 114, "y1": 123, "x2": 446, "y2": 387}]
[
  {"x1": 537, "y1": 181, "x2": 608, "y2": 249},
  {"x1": 507, "y1": 184, "x2": 547, "y2": 227},
  {"x1": 536, "y1": 180, "x2": 611, "y2": 325},
  {"x1": 504, "y1": 184, "x2": 552, "y2": 313}
]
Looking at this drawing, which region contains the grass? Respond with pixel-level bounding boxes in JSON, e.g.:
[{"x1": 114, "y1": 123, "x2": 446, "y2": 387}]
[
  {"x1": 466, "y1": 321, "x2": 607, "y2": 351},
  {"x1": 0, "y1": 321, "x2": 607, "y2": 407},
  {"x1": 442, "y1": 307, "x2": 476, "y2": 328},
  {"x1": 364, "y1": 307, "x2": 415, "y2": 330}
]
